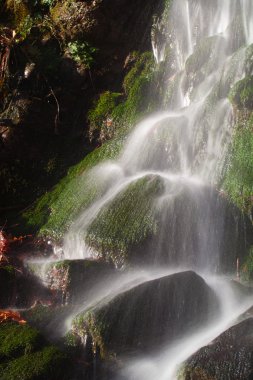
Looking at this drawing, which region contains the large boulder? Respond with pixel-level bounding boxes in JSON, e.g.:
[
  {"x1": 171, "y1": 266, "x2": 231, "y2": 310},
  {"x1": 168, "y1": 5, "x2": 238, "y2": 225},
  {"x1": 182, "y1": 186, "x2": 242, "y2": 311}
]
[
  {"x1": 72, "y1": 271, "x2": 219, "y2": 359},
  {"x1": 180, "y1": 318, "x2": 253, "y2": 380}
]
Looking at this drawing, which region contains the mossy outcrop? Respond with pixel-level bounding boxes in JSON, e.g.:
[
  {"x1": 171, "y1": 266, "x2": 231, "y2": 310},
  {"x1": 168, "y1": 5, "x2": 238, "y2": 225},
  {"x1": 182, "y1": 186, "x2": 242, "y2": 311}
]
[
  {"x1": 22, "y1": 136, "x2": 123, "y2": 238},
  {"x1": 86, "y1": 174, "x2": 164, "y2": 267},
  {"x1": 0, "y1": 321, "x2": 73, "y2": 380},
  {"x1": 72, "y1": 271, "x2": 219, "y2": 359},
  {"x1": 229, "y1": 76, "x2": 253, "y2": 110}
]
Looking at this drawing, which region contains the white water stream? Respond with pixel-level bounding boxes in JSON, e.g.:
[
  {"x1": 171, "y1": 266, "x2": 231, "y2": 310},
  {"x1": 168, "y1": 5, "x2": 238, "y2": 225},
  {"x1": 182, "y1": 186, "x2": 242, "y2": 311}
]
[{"x1": 46, "y1": 0, "x2": 253, "y2": 379}]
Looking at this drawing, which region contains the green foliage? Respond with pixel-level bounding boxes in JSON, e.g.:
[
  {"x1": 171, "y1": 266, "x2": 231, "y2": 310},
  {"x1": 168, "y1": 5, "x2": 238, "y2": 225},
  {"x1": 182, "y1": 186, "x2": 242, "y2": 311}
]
[
  {"x1": 223, "y1": 114, "x2": 253, "y2": 213},
  {"x1": 68, "y1": 41, "x2": 97, "y2": 68},
  {"x1": 229, "y1": 75, "x2": 253, "y2": 109},
  {"x1": 86, "y1": 175, "x2": 163, "y2": 266}
]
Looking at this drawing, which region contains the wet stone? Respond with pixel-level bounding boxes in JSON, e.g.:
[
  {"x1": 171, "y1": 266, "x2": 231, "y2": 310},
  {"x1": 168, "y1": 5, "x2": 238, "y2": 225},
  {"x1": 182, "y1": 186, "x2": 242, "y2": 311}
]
[
  {"x1": 180, "y1": 318, "x2": 253, "y2": 380},
  {"x1": 27, "y1": 259, "x2": 115, "y2": 305},
  {"x1": 72, "y1": 271, "x2": 219, "y2": 360}
]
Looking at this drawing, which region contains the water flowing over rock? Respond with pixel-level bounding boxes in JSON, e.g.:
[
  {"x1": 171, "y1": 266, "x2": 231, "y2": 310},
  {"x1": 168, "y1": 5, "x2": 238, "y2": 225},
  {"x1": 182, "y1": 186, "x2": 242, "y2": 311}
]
[
  {"x1": 181, "y1": 318, "x2": 253, "y2": 380},
  {"x1": 72, "y1": 271, "x2": 219, "y2": 359},
  {"x1": 61, "y1": 0, "x2": 253, "y2": 277},
  {"x1": 2, "y1": 1, "x2": 253, "y2": 379}
]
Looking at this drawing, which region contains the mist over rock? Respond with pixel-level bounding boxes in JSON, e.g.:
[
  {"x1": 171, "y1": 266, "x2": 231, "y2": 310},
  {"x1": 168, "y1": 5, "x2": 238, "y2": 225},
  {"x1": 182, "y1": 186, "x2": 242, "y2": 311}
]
[{"x1": 72, "y1": 271, "x2": 219, "y2": 359}]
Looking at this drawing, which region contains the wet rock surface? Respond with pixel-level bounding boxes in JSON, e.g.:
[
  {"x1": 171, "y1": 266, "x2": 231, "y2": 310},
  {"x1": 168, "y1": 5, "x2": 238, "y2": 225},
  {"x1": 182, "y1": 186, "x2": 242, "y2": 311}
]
[
  {"x1": 72, "y1": 271, "x2": 219, "y2": 359},
  {"x1": 27, "y1": 259, "x2": 115, "y2": 305},
  {"x1": 181, "y1": 318, "x2": 253, "y2": 380},
  {"x1": 0, "y1": 264, "x2": 50, "y2": 309}
]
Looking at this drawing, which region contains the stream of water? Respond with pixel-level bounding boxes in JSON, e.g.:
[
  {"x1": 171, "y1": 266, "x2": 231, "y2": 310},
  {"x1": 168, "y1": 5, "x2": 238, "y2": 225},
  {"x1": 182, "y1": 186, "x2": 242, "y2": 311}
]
[{"x1": 36, "y1": 1, "x2": 253, "y2": 378}]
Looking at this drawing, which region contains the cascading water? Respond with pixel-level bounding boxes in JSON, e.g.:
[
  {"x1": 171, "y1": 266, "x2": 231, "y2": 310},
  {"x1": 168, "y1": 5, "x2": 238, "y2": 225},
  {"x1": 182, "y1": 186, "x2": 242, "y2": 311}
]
[
  {"x1": 36, "y1": 0, "x2": 253, "y2": 379},
  {"x1": 63, "y1": 0, "x2": 251, "y2": 270}
]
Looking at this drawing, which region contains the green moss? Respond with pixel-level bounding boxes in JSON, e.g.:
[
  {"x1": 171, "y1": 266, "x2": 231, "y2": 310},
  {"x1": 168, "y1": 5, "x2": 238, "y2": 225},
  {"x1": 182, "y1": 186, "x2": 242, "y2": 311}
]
[
  {"x1": 0, "y1": 346, "x2": 70, "y2": 380},
  {"x1": 0, "y1": 323, "x2": 42, "y2": 359},
  {"x1": 223, "y1": 114, "x2": 253, "y2": 213},
  {"x1": 22, "y1": 138, "x2": 123, "y2": 238},
  {"x1": 86, "y1": 51, "x2": 160, "y2": 144},
  {"x1": 229, "y1": 76, "x2": 253, "y2": 109},
  {"x1": 245, "y1": 43, "x2": 253, "y2": 75},
  {"x1": 0, "y1": 320, "x2": 73, "y2": 379},
  {"x1": 115, "y1": 52, "x2": 158, "y2": 126},
  {"x1": 88, "y1": 91, "x2": 122, "y2": 142},
  {"x1": 86, "y1": 175, "x2": 164, "y2": 266},
  {"x1": 72, "y1": 311, "x2": 108, "y2": 359},
  {"x1": 22, "y1": 51, "x2": 160, "y2": 239}
]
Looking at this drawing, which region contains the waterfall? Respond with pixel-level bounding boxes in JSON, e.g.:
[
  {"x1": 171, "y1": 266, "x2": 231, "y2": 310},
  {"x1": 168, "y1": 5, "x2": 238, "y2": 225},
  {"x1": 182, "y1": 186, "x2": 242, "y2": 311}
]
[
  {"x1": 44, "y1": 0, "x2": 253, "y2": 379},
  {"x1": 63, "y1": 0, "x2": 251, "y2": 271}
]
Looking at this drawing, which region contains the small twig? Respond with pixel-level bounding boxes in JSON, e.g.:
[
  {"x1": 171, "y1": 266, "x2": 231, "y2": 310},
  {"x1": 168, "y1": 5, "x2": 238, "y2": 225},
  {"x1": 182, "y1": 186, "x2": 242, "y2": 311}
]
[{"x1": 49, "y1": 85, "x2": 60, "y2": 135}]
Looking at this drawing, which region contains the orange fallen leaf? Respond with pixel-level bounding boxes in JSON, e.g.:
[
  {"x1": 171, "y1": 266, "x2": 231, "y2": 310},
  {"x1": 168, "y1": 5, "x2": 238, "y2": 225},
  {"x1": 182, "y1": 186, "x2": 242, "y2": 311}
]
[{"x1": 0, "y1": 310, "x2": 26, "y2": 324}]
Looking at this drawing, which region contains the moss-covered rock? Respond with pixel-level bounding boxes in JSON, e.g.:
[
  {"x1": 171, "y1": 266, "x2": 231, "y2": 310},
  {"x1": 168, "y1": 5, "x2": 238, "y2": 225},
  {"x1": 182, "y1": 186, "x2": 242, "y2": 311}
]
[
  {"x1": 22, "y1": 137, "x2": 123, "y2": 238},
  {"x1": 87, "y1": 51, "x2": 162, "y2": 145},
  {"x1": 0, "y1": 322, "x2": 43, "y2": 359},
  {"x1": 88, "y1": 91, "x2": 122, "y2": 143},
  {"x1": 229, "y1": 76, "x2": 253, "y2": 110},
  {"x1": 86, "y1": 174, "x2": 164, "y2": 267},
  {"x1": 0, "y1": 321, "x2": 73, "y2": 380},
  {"x1": 223, "y1": 112, "x2": 253, "y2": 214},
  {"x1": 72, "y1": 271, "x2": 219, "y2": 359},
  {"x1": 180, "y1": 318, "x2": 253, "y2": 380}
]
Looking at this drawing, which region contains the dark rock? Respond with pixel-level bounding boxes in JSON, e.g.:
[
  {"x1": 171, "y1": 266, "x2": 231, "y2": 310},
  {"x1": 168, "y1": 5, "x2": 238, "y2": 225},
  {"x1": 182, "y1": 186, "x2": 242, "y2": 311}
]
[
  {"x1": 0, "y1": 264, "x2": 51, "y2": 309},
  {"x1": 181, "y1": 318, "x2": 253, "y2": 380},
  {"x1": 72, "y1": 271, "x2": 219, "y2": 359},
  {"x1": 27, "y1": 259, "x2": 115, "y2": 305}
]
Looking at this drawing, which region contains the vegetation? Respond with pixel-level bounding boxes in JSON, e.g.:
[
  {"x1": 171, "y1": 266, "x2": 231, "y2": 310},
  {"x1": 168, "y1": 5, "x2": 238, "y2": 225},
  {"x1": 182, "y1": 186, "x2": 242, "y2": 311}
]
[
  {"x1": 22, "y1": 137, "x2": 123, "y2": 238},
  {"x1": 22, "y1": 50, "x2": 163, "y2": 238},
  {"x1": 86, "y1": 175, "x2": 163, "y2": 266},
  {"x1": 67, "y1": 40, "x2": 97, "y2": 68},
  {"x1": 88, "y1": 91, "x2": 122, "y2": 142},
  {"x1": 0, "y1": 322, "x2": 72, "y2": 380},
  {"x1": 229, "y1": 76, "x2": 253, "y2": 109}
]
